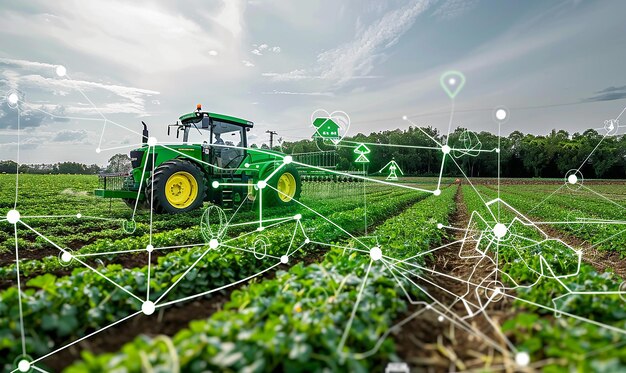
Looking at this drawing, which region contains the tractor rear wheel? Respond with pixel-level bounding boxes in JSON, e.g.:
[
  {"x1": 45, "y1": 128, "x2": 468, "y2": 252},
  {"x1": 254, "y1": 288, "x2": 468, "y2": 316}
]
[
  {"x1": 265, "y1": 164, "x2": 301, "y2": 207},
  {"x1": 146, "y1": 159, "x2": 206, "y2": 214}
]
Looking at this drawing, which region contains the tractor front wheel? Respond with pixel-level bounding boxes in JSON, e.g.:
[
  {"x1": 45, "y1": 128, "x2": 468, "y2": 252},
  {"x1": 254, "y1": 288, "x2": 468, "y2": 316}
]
[{"x1": 146, "y1": 159, "x2": 207, "y2": 214}]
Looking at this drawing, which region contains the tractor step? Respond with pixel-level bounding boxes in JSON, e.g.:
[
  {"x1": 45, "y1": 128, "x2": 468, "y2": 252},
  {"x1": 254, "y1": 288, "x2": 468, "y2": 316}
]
[{"x1": 220, "y1": 186, "x2": 234, "y2": 211}]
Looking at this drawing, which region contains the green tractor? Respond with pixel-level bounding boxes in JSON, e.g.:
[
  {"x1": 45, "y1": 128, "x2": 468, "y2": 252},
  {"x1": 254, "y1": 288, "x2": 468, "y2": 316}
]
[{"x1": 95, "y1": 105, "x2": 302, "y2": 213}]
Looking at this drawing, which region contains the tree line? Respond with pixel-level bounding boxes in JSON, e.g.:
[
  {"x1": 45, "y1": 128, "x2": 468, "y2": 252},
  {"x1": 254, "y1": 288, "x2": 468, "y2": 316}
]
[
  {"x1": 0, "y1": 154, "x2": 131, "y2": 175},
  {"x1": 2, "y1": 126, "x2": 624, "y2": 178},
  {"x1": 281, "y1": 127, "x2": 626, "y2": 179}
]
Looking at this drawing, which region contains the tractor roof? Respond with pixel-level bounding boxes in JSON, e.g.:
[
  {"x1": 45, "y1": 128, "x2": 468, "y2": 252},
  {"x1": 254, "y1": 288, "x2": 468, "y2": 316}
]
[{"x1": 179, "y1": 111, "x2": 254, "y2": 128}]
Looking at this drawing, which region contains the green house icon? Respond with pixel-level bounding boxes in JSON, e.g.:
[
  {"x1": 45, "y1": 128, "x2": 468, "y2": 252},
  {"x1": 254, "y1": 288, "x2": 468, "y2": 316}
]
[{"x1": 312, "y1": 117, "x2": 341, "y2": 141}]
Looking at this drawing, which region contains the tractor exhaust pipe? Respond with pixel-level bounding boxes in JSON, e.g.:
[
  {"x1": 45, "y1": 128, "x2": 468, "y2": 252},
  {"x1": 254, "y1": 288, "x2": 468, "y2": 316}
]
[{"x1": 141, "y1": 121, "x2": 149, "y2": 144}]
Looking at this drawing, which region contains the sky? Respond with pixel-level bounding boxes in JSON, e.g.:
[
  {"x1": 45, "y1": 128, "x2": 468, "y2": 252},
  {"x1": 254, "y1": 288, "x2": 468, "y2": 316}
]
[{"x1": 1, "y1": 0, "x2": 625, "y2": 165}]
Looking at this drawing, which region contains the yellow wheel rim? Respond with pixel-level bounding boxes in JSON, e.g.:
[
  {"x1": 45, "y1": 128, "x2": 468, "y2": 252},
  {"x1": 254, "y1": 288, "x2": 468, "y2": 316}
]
[
  {"x1": 165, "y1": 171, "x2": 198, "y2": 208},
  {"x1": 277, "y1": 172, "x2": 297, "y2": 202}
]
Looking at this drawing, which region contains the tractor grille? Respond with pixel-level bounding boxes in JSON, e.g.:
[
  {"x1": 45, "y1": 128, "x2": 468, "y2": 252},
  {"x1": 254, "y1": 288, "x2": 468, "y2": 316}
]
[
  {"x1": 130, "y1": 150, "x2": 157, "y2": 171},
  {"x1": 98, "y1": 173, "x2": 133, "y2": 191}
]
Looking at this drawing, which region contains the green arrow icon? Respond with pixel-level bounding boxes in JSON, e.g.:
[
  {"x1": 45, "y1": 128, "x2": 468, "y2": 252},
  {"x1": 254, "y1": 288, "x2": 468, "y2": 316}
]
[
  {"x1": 440, "y1": 71, "x2": 465, "y2": 99},
  {"x1": 354, "y1": 143, "x2": 371, "y2": 155}
]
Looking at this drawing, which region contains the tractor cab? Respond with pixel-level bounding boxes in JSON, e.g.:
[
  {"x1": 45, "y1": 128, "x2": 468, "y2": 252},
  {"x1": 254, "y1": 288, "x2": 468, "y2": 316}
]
[{"x1": 171, "y1": 104, "x2": 254, "y2": 171}]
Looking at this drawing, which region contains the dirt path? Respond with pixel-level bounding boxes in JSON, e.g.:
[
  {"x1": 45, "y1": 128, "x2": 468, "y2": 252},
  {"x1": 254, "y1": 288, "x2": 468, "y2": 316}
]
[{"x1": 395, "y1": 186, "x2": 519, "y2": 372}]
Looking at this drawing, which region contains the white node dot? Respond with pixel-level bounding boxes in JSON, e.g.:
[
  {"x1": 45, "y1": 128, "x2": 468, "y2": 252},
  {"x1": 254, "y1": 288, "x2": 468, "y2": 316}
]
[
  {"x1": 567, "y1": 174, "x2": 578, "y2": 185},
  {"x1": 495, "y1": 108, "x2": 507, "y2": 121},
  {"x1": 95, "y1": 147, "x2": 101, "y2": 154},
  {"x1": 437, "y1": 223, "x2": 443, "y2": 229},
  {"x1": 209, "y1": 238, "x2": 219, "y2": 249},
  {"x1": 515, "y1": 352, "x2": 530, "y2": 366},
  {"x1": 441, "y1": 145, "x2": 451, "y2": 154},
  {"x1": 448, "y1": 78, "x2": 456, "y2": 85},
  {"x1": 496, "y1": 148, "x2": 501, "y2": 153},
  {"x1": 76, "y1": 213, "x2": 82, "y2": 218},
  {"x1": 402, "y1": 115, "x2": 407, "y2": 120},
  {"x1": 147, "y1": 137, "x2": 157, "y2": 146},
  {"x1": 61, "y1": 251, "x2": 72, "y2": 263},
  {"x1": 142, "y1": 301, "x2": 155, "y2": 315},
  {"x1": 55, "y1": 65, "x2": 67, "y2": 77},
  {"x1": 370, "y1": 246, "x2": 382, "y2": 261},
  {"x1": 304, "y1": 238, "x2": 310, "y2": 244},
  {"x1": 244, "y1": 163, "x2": 250, "y2": 168},
  {"x1": 437, "y1": 315, "x2": 444, "y2": 322},
  {"x1": 212, "y1": 181, "x2": 220, "y2": 188},
  {"x1": 256, "y1": 226, "x2": 265, "y2": 232},
  {"x1": 257, "y1": 180, "x2": 267, "y2": 189},
  {"x1": 146, "y1": 244, "x2": 154, "y2": 253},
  {"x1": 8, "y1": 93, "x2": 19, "y2": 105},
  {"x1": 433, "y1": 189, "x2": 441, "y2": 196},
  {"x1": 494, "y1": 287, "x2": 502, "y2": 295},
  {"x1": 283, "y1": 155, "x2": 293, "y2": 164},
  {"x1": 294, "y1": 214, "x2": 302, "y2": 220},
  {"x1": 17, "y1": 359, "x2": 31, "y2": 372},
  {"x1": 280, "y1": 255, "x2": 288, "y2": 264},
  {"x1": 6, "y1": 209, "x2": 20, "y2": 224},
  {"x1": 493, "y1": 223, "x2": 508, "y2": 239}
]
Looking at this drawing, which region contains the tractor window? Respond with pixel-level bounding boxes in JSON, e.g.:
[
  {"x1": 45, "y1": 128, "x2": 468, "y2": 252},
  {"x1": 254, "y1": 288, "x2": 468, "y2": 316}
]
[{"x1": 212, "y1": 121, "x2": 245, "y2": 169}]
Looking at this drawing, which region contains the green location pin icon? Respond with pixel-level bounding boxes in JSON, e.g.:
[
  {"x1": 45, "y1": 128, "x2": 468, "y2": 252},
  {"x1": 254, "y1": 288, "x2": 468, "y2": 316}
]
[{"x1": 440, "y1": 71, "x2": 465, "y2": 99}]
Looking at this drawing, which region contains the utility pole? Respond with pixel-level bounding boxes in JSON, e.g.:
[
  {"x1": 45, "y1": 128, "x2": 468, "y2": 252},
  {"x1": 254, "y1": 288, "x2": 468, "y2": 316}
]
[{"x1": 266, "y1": 130, "x2": 278, "y2": 149}]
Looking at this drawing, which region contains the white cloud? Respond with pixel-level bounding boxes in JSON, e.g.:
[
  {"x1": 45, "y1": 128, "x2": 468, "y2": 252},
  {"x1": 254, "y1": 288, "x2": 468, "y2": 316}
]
[
  {"x1": 264, "y1": 0, "x2": 433, "y2": 87},
  {"x1": 261, "y1": 70, "x2": 314, "y2": 81},
  {"x1": 432, "y1": 0, "x2": 479, "y2": 20},
  {"x1": 250, "y1": 43, "x2": 281, "y2": 56},
  {"x1": 242, "y1": 60, "x2": 256, "y2": 67},
  {"x1": 261, "y1": 90, "x2": 334, "y2": 97},
  {"x1": 1, "y1": 58, "x2": 159, "y2": 118},
  {"x1": 0, "y1": 58, "x2": 57, "y2": 71},
  {"x1": 0, "y1": 1, "x2": 234, "y2": 73},
  {"x1": 210, "y1": 0, "x2": 245, "y2": 37},
  {"x1": 52, "y1": 129, "x2": 88, "y2": 143}
]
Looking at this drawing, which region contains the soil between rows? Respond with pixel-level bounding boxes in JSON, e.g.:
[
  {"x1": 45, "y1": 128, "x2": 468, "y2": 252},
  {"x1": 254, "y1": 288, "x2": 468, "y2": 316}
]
[{"x1": 394, "y1": 185, "x2": 519, "y2": 372}]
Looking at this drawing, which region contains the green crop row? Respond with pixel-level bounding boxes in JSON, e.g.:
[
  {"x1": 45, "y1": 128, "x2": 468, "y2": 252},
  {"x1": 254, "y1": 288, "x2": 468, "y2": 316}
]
[
  {"x1": 484, "y1": 184, "x2": 626, "y2": 256},
  {"x1": 463, "y1": 186, "x2": 626, "y2": 372},
  {"x1": 0, "y1": 174, "x2": 400, "y2": 254},
  {"x1": 0, "y1": 187, "x2": 432, "y2": 371},
  {"x1": 0, "y1": 187, "x2": 416, "y2": 279},
  {"x1": 63, "y1": 186, "x2": 458, "y2": 372},
  {"x1": 0, "y1": 183, "x2": 400, "y2": 252}
]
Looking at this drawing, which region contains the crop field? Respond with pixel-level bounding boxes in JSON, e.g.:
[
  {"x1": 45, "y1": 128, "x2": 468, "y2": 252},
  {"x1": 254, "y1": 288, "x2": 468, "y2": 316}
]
[{"x1": 1, "y1": 174, "x2": 626, "y2": 372}]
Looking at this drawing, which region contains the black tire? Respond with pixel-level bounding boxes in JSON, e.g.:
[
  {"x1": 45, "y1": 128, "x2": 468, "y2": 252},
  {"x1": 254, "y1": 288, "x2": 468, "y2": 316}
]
[
  {"x1": 264, "y1": 164, "x2": 302, "y2": 207},
  {"x1": 146, "y1": 159, "x2": 207, "y2": 214}
]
